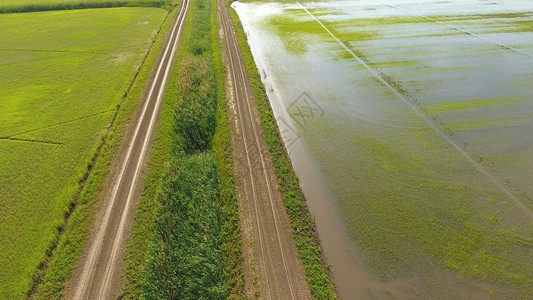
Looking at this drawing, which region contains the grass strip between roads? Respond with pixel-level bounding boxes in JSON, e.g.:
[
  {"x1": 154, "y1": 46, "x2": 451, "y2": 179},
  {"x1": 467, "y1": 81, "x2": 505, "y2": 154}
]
[
  {"x1": 26, "y1": 6, "x2": 177, "y2": 300},
  {"x1": 121, "y1": 0, "x2": 245, "y2": 298},
  {"x1": 228, "y1": 2, "x2": 338, "y2": 299}
]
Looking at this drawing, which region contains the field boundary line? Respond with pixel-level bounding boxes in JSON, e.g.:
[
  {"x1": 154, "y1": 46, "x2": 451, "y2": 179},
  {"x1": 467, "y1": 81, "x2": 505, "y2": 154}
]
[
  {"x1": 0, "y1": 56, "x2": 60, "y2": 66},
  {"x1": 0, "y1": 137, "x2": 63, "y2": 145},
  {"x1": 5, "y1": 109, "x2": 115, "y2": 139},
  {"x1": 297, "y1": 1, "x2": 533, "y2": 218},
  {"x1": 0, "y1": 48, "x2": 111, "y2": 55}
]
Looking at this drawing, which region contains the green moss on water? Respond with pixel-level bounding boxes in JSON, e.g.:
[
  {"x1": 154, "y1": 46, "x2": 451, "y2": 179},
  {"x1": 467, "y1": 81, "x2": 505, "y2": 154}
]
[
  {"x1": 433, "y1": 12, "x2": 533, "y2": 33},
  {"x1": 337, "y1": 16, "x2": 433, "y2": 26},
  {"x1": 268, "y1": 14, "x2": 325, "y2": 36},
  {"x1": 485, "y1": 18, "x2": 533, "y2": 33},
  {"x1": 266, "y1": 9, "x2": 381, "y2": 55}
]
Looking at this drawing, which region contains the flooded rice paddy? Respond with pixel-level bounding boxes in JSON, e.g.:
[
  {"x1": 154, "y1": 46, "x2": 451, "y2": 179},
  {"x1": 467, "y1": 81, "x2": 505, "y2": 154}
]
[{"x1": 234, "y1": 0, "x2": 533, "y2": 298}]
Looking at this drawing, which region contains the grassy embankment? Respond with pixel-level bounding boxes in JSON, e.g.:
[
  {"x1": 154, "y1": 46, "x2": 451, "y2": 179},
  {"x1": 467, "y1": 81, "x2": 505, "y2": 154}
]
[
  {"x1": 121, "y1": 0, "x2": 244, "y2": 298},
  {"x1": 0, "y1": 3, "x2": 175, "y2": 299},
  {"x1": 0, "y1": 0, "x2": 170, "y2": 14},
  {"x1": 228, "y1": 2, "x2": 337, "y2": 298}
]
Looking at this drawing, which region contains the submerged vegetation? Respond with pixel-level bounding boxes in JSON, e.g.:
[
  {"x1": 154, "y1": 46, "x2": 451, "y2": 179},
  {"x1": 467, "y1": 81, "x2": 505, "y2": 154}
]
[{"x1": 235, "y1": 0, "x2": 533, "y2": 298}]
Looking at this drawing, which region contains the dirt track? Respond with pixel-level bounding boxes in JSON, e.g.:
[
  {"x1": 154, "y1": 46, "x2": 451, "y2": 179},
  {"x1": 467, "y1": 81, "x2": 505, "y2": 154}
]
[
  {"x1": 63, "y1": 1, "x2": 190, "y2": 299},
  {"x1": 218, "y1": 1, "x2": 312, "y2": 299}
]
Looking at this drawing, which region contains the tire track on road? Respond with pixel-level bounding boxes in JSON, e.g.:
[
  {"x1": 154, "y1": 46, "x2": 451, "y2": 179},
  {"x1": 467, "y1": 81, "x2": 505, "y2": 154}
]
[
  {"x1": 67, "y1": 1, "x2": 190, "y2": 299},
  {"x1": 219, "y1": 1, "x2": 312, "y2": 299}
]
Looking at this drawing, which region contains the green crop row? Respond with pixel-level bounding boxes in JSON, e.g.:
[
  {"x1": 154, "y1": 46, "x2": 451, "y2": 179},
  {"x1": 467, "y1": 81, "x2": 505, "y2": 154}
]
[{"x1": 227, "y1": 5, "x2": 338, "y2": 299}]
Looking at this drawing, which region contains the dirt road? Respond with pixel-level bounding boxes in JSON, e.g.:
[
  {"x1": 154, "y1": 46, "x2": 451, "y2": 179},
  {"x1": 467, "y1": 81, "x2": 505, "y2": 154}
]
[
  {"x1": 64, "y1": 1, "x2": 190, "y2": 299},
  {"x1": 218, "y1": 1, "x2": 312, "y2": 299}
]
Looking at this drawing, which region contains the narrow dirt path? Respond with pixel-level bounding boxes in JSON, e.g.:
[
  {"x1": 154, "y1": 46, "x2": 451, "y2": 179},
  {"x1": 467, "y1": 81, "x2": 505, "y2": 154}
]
[
  {"x1": 218, "y1": 1, "x2": 312, "y2": 299},
  {"x1": 63, "y1": 1, "x2": 190, "y2": 299}
]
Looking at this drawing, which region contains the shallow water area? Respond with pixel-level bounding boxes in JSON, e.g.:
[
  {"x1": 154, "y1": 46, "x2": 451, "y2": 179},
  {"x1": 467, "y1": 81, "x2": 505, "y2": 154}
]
[{"x1": 234, "y1": 0, "x2": 533, "y2": 298}]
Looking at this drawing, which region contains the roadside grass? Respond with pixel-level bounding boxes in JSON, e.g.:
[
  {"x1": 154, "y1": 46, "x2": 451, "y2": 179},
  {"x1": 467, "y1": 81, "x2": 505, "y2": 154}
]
[
  {"x1": 0, "y1": 0, "x2": 170, "y2": 14},
  {"x1": 228, "y1": 5, "x2": 337, "y2": 299},
  {"x1": 123, "y1": 0, "x2": 244, "y2": 297},
  {"x1": 0, "y1": 7, "x2": 170, "y2": 299}
]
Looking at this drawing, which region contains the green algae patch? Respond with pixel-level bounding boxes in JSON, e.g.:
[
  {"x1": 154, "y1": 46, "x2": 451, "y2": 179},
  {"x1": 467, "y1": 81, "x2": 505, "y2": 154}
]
[
  {"x1": 266, "y1": 10, "x2": 379, "y2": 55},
  {"x1": 335, "y1": 15, "x2": 434, "y2": 26},
  {"x1": 435, "y1": 12, "x2": 533, "y2": 22}
]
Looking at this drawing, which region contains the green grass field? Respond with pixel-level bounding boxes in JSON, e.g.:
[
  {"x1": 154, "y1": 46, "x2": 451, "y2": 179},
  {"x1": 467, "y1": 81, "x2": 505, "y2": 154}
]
[
  {"x1": 0, "y1": 7, "x2": 168, "y2": 298},
  {"x1": 0, "y1": 0, "x2": 166, "y2": 7},
  {"x1": 0, "y1": 0, "x2": 170, "y2": 14},
  {"x1": 0, "y1": 0, "x2": 160, "y2": 4}
]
